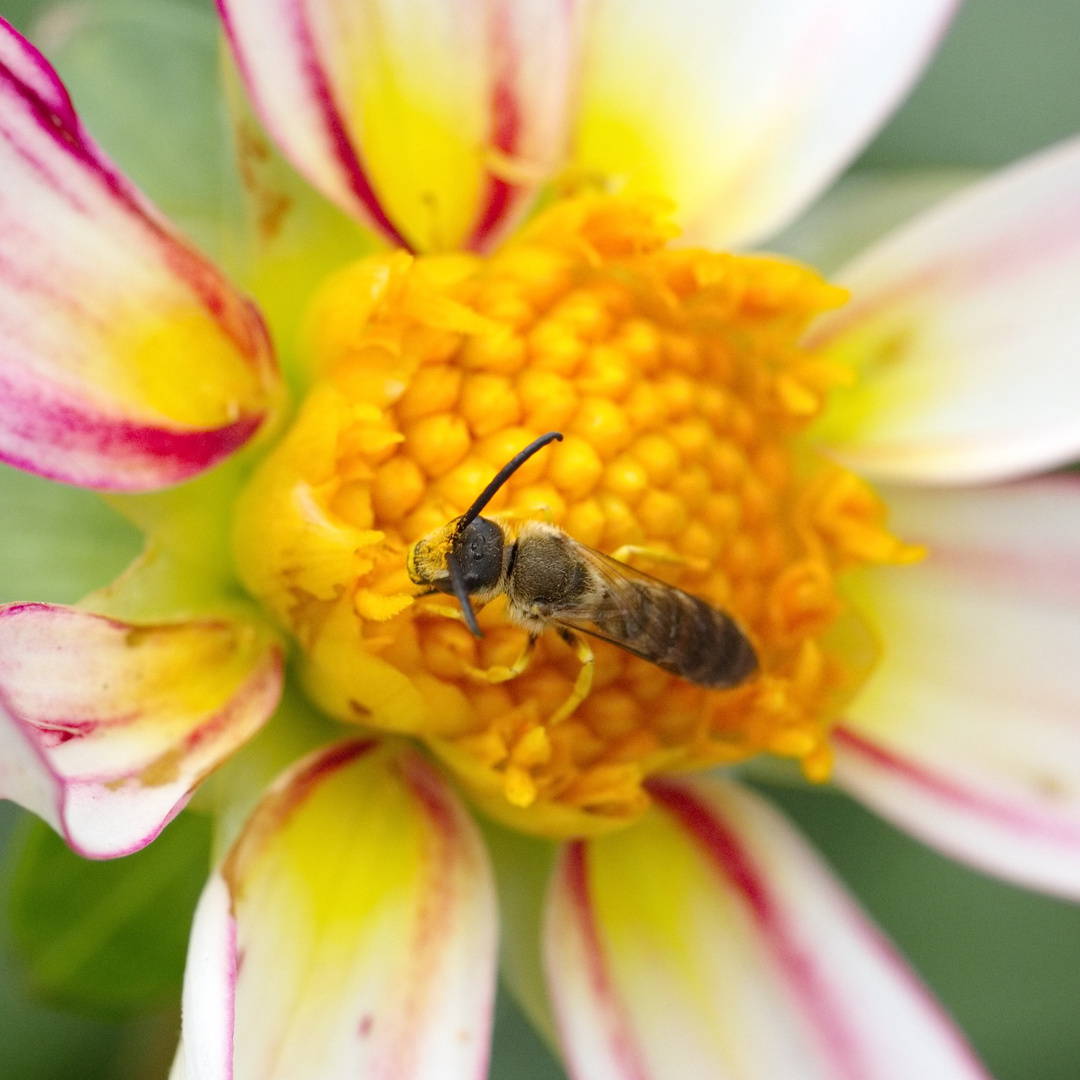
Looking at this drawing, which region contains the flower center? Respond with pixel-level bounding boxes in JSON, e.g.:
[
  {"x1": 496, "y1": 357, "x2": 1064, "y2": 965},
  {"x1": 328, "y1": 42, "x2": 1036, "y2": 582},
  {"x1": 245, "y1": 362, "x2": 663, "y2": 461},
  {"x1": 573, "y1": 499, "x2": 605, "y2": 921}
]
[{"x1": 235, "y1": 196, "x2": 919, "y2": 838}]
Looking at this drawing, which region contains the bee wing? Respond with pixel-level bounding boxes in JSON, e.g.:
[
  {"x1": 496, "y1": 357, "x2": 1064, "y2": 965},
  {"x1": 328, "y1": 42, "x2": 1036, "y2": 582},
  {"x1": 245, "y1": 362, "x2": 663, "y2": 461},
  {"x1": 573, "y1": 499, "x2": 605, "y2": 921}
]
[
  {"x1": 551, "y1": 542, "x2": 759, "y2": 688},
  {"x1": 549, "y1": 543, "x2": 676, "y2": 650}
]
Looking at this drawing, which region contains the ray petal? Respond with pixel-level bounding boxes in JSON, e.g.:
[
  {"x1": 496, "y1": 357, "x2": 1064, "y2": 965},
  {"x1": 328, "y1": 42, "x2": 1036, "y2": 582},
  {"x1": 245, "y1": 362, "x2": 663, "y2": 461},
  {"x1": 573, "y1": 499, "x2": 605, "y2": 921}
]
[
  {"x1": 217, "y1": 0, "x2": 578, "y2": 252},
  {"x1": 545, "y1": 775, "x2": 987, "y2": 1080},
  {"x1": 811, "y1": 137, "x2": 1080, "y2": 484},
  {"x1": 0, "y1": 602, "x2": 283, "y2": 858},
  {"x1": 174, "y1": 739, "x2": 498, "y2": 1080},
  {"x1": 0, "y1": 18, "x2": 278, "y2": 491},
  {"x1": 836, "y1": 479, "x2": 1080, "y2": 898},
  {"x1": 571, "y1": 0, "x2": 958, "y2": 248}
]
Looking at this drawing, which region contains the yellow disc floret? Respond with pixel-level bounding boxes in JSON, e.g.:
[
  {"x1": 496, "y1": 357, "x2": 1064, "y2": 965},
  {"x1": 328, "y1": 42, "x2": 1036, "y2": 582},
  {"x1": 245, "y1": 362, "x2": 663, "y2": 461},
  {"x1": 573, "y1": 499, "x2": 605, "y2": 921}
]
[{"x1": 234, "y1": 195, "x2": 920, "y2": 838}]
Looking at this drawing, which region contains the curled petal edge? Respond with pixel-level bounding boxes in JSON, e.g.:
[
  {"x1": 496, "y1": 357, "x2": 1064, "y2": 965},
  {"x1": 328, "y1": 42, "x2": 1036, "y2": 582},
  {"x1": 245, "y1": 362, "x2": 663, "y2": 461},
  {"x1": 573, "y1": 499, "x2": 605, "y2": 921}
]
[{"x1": 0, "y1": 602, "x2": 284, "y2": 859}]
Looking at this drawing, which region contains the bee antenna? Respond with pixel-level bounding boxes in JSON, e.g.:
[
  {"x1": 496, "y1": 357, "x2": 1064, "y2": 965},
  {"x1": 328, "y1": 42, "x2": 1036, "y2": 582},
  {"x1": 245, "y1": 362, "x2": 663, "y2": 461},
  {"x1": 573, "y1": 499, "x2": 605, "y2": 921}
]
[
  {"x1": 456, "y1": 431, "x2": 563, "y2": 533},
  {"x1": 446, "y1": 550, "x2": 484, "y2": 638}
]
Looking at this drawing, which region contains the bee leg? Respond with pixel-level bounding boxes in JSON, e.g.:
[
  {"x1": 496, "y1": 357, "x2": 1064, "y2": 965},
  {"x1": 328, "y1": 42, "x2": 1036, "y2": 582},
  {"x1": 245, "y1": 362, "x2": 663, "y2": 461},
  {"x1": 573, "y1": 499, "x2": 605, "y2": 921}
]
[
  {"x1": 462, "y1": 632, "x2": 538, "y2": 684},
  {"x1": 548, "y1": 628, "x2": 594, "y2": 725},
  {"x1": 610, "y1": 545, "x2": 707, "y2": 572}
]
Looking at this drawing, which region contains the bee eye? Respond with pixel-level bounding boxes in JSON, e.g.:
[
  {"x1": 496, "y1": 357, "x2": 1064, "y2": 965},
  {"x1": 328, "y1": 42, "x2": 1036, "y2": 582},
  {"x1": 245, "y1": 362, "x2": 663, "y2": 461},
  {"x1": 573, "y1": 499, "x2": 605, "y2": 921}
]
[{"x1": 453, "y1": 517, "x2": 504, "y2": 592}]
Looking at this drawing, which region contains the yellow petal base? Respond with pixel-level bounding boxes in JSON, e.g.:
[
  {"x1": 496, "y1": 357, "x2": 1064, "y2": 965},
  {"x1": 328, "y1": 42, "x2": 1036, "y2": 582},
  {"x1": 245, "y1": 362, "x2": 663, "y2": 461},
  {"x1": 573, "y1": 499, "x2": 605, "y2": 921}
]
[{"x1": 233, "y1": 195, "x2": 920, "y2": 838}]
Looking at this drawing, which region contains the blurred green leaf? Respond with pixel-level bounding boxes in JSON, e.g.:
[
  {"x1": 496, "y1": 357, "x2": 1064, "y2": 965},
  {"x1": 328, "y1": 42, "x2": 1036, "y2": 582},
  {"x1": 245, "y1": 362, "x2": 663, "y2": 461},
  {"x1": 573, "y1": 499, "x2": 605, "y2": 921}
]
[
  {"x1": 0, "y1": 464, "x2": 142, "y2": 606},
  {"x1": 490, "y1": 984, "x2": 568, "y2": 1080},
  {"x1": 6, "y1": 812, "x2": 211, "y2": 1018},
  {"x1": 859, "y1": 0, "x2": 1080, "y2": 168},
  {"x1": 479, "y1": 816, "x2": 560, "y2": 1050},
  {"x1": 0, "y1": 0, "x2": 43, "y2": 30}
]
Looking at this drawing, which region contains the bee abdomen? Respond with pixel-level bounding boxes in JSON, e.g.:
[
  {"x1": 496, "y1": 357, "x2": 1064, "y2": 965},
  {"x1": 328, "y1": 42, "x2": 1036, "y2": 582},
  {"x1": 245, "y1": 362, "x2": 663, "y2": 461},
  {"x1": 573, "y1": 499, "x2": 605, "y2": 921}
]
[{"x1": 601, "y1": 584, "x2": 758, "y2": 689}]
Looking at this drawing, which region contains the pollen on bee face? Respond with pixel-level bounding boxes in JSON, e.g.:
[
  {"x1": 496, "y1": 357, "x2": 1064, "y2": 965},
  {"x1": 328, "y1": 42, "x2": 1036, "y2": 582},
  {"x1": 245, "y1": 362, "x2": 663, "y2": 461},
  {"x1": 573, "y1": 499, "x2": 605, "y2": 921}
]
[
  {"x1": 406, "y1": 521, "x2": 456, "y2": 586},
  {"x1": 232, "y1": 193, "x2": 919, "y2": 840}
]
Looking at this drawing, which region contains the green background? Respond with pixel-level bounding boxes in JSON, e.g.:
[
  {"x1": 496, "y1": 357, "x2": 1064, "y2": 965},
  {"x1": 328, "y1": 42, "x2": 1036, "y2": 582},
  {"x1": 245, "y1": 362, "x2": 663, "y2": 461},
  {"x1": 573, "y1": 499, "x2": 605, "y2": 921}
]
[{"x1": 0, "y1": 0, "x2": 1078, "y2": 1076}]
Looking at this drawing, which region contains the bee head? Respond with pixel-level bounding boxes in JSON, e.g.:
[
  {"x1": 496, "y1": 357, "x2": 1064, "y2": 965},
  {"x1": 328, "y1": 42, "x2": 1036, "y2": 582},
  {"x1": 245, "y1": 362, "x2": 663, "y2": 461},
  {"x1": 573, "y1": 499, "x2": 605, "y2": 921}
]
[
  {"x1": 448, "y1": 516, "x2": 505, "y2": 594},
  {"x1": 407, "y1": 431, "x2": 563, "y2": 638},
  {"x1": 407, "y1": 516, "x2": 505, "y2": 638}
]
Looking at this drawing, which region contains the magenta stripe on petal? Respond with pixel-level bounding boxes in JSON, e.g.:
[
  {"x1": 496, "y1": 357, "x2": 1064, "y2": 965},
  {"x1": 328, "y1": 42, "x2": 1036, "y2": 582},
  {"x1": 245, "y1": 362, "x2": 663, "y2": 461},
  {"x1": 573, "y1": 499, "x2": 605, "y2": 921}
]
[
  {"x1": 465, "y1": 0, "x2": 579, "y2": 252},
  {"x1": 560, "y1": 841, "x2": 652, "y2": 1080},
  {"x1": 3, "y1": 25, "x2": 260, "y2": 315},
  {"x1": 195, "y1": 739, "x2": 497, "y2": 1080},
  {"x1": 216, "y1": 0, "x2": 578, "y2": 254},
  {"x1": 547, "y1": 776, "x2": 989, "y2": 1080},
  {"x1": 282, "y1": 2, "x2": 411, "y2": 249},
  {"x1": 0, "y1": 14, "x2": 72, "y2": 117},
  {"x1": 464, "y1": 6, "x2": 525, "y2": 252},
  {"x1": 1, "y1": 31, "x2": 136, "y2": 210},
  {"x1": 548, "y1": 776, "x2": 991, "y2": 1080},
  {"x1": 0, "y1": 19, "x2": 279, "y2": 491},
  {"x1": 834, "y1": 726, "x2": 1080, "y2": 848},
  {"x1": 215, "y1": 0, "x2": 409, "y2": 250},
  {"x1": 257, "y1": 737, "x2": 380, "y2": 829},
  {"x1": 0, "y1": 373, "x2": 265, "y2": 490},
  {"x1": 651, "y1": 780, "x2": 872, "y2": 1080},
  {"x1": 0, "y1": 602, "x2": 284, "y2": 859}
]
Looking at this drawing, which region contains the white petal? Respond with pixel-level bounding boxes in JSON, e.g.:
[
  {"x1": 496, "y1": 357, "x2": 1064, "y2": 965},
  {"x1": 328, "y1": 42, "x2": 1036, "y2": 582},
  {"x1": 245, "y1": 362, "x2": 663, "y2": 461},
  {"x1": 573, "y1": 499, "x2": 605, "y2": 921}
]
[
  {"x1": 0, "y1": 18, "x2": 279, "y2": 490},
  {"x1": 811, "y1": 136, "x2": 1080, "y2": 484},
  {"x1": 836, "y1": 479, "x2": 1080, "y2": 898},
  {"x1": 175, "y1": 739, "x2": 498, "y2": 1080},
  {"x1": 172, "y1": 873, "x2": 236, "y2": 1080},
  {"x1": 218, "y1": 0, "x2": 577, "y2": 252},
  {"x1": 544, "y1": 775, "x2": 986, "y2": 1080},
  {"x1": 572, "y1": 0, "x2": 958, "y2": 248},
  {"x1": 0, "y1": 603, "x2": 283, "y2": 858}
]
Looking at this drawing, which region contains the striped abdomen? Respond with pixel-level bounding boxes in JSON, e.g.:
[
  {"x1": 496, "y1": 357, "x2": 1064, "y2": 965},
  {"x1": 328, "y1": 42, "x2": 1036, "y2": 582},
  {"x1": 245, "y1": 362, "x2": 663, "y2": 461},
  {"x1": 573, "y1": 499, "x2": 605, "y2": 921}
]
[{"x1": 590, "y1": 580, "x2": 758, "y2": 689}]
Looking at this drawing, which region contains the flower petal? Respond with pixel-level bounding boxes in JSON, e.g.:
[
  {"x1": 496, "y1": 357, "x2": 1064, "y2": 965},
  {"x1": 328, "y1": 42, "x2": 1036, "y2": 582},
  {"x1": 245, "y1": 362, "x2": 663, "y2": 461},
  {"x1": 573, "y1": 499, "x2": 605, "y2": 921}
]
[
  {"x1": 544, "y1": 776, "x2": 987, "y2": 1080},
  {"x1": 0, "y1": 602, "x2": 283, "y2": 858},
  {"x1": 172, "y1": 739, "x2": 498, "y2": 1080},
  {"x1": 810, "y1": 136, "x2": 1080, "y2": 484},
  {"x1": 0, "y1": 18, "x2": 278, "y2": 491},
  {"x1": 835, "y1": 479, "x2": 1080, "y2": 899},
  {"x1": 30, "y1": 0, "x2": 234, "y2": 258},
  {"x1": 171, "y1": 873, "x2": 236, "y2": 1080},
  {"x1": 571, "y1": 0, "x2": 957, "y2": 249},
  {"x1": 218, "y1": 0, "x2": 577, "y2": 252}
]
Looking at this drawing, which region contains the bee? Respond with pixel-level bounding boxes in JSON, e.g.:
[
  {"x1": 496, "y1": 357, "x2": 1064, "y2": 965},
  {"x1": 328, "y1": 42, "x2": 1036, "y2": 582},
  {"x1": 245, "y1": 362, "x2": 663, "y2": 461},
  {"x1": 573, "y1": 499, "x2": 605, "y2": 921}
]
[{"x1": 407, "y1": 431, "x2": 758, "y2": 722}]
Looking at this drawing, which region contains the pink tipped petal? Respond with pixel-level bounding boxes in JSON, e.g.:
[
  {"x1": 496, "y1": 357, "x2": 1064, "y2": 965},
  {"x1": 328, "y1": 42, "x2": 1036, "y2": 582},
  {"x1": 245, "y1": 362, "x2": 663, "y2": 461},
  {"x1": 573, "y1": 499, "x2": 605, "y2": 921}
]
[
  {"x1": 176, "y1": 739, "x2": 498, "y2": 1080},
  {"x1": 218, "y1": 0, "x2": 577, "y2": 252},
  {"x1": 811, "y1": 137, "x2": 1080, "y2": 485},
  {"x1": 0, "y1": 19, "x2": 278, "y2": 491},
  {"x1": 544, "y1": 776, "x2": 987, "y2": 1080},
  {"x1": 0, "y1": 603, "x2": 283, "y2": 859},
  {"x1": 572, "y1": 0, "x2": 957, "y2": 249},
  {"x1": 835, "y1": 479, "x2": 1080, "y2": 898}
]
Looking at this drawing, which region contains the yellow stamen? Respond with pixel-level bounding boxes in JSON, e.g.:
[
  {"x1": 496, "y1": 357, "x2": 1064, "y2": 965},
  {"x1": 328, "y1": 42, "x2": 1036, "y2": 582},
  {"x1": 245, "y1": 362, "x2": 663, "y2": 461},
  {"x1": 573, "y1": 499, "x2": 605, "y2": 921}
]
[{"x1": 234, "y1": 195, "x2": 917, "y2": 838}]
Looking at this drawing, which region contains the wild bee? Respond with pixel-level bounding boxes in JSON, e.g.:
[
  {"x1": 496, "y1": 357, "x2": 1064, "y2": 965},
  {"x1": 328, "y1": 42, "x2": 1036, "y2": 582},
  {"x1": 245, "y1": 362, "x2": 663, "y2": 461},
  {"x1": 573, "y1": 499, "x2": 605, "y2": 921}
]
[{"x1": 407, "y1": 432, "x2": 758, "y2": 722}]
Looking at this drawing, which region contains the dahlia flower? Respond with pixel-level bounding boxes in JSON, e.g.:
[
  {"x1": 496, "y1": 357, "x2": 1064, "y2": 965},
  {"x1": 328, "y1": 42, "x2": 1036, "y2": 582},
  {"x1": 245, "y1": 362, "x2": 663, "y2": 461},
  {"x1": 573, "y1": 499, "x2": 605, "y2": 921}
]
[{"x1": 1, "y1": 2, "x2": 1080, "y2": 1078}]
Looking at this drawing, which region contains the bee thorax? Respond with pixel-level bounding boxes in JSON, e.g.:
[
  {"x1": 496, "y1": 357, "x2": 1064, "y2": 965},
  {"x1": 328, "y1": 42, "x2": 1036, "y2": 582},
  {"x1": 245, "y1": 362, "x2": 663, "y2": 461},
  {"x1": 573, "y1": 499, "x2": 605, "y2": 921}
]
[{"x1": 505, "y1": 530, "x2": 592, "y2": 618}]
